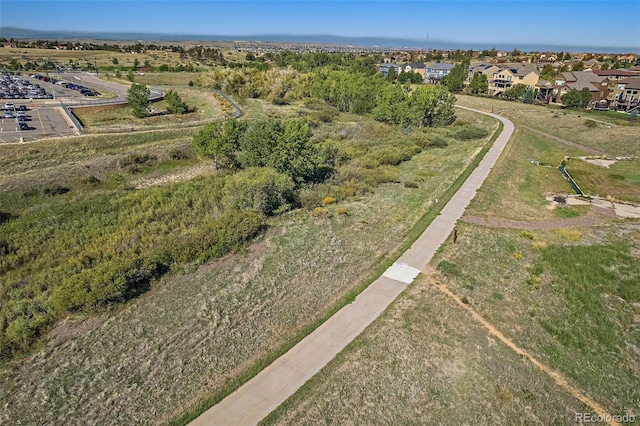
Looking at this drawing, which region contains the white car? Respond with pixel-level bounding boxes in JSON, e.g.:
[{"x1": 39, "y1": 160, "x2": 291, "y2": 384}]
[{"x1": 4, "y1": 102, "x2": 15, "y2": 110}]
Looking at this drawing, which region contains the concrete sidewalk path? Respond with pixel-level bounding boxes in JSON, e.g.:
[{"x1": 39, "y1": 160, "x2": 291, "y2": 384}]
[{"x1": 190, "y1": 106, "x2": 514, "y2": 426}]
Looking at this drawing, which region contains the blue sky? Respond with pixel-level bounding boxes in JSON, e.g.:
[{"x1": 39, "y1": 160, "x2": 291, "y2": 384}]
[{"x1": 1, "y1": 1, "x2": 639, "y2": 51}]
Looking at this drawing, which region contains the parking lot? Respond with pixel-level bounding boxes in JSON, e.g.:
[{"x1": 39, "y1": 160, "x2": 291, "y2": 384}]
[{"x1": 0, "y1": 101, "x2": 77, "y2": 143}]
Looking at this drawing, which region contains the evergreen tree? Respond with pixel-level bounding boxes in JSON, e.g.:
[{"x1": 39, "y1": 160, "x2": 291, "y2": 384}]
[
  {"x1": 127, "y1": 83, "x2": 150, "y2": 118},
  {"x1": 523, "y1": 87, "x2": 535, "y2": 104}
]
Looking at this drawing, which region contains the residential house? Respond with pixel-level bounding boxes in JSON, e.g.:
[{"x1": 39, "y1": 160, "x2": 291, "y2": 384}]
[
  {"x1": 537, "y1": 53, "x2": 557, "y2": 64},
  {"x1": 536, "y1": 79, "x2": 554, "y2": 103},
  {"x1": 592, "y1": 69, "x2": 640, "y2": 81},
  {"x1": 488, "y1": 64, "x2": 540, "y2": 96},
  {"x1": 468, "y1": 63, "x2": 500, "y2": 83},
  {"x1": 550, "y1": 71, "x2": 609, "y2": 105},
  {"x1": 403, "y1": 62, "x2": 426, "y2": 78},
  {"x1": 582, "y1": 59, "x2": 602, "y2": 70},
  {"x1": 614, "y1": 77, "x2": 640, "y2": 112},
  {"x1": 592, "y1": 69, "x2": 640, "y2": 103},
  {"x1": 377, "y1": 63, "x2": 403, "y2": 78},
  {"x1": 424, "y1": 63, "x2": 455, "y2": 83},
  {"x1": 618, "y1": 54, "x2": 638, "y2": 64}
]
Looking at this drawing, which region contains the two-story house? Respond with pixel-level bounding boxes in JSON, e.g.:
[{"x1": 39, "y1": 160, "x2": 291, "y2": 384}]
[
  {"x1": 468, "y1": 63, "x2": 500, "y2": 83},
  {"x1": 488, "y1": 64, "x2": 540, "y2": 96},
  {"x1": 424, "y1": 63, "x2": 455, "y2": 83},
  {"x1": 377, "y1": 63, "x2": 403, "y2": 78},
  {"x1": 614, "y1": 77, "x2": 640, "y2": 112},
  {"x1": 592, "y1": 69, "x2": 640, "y2": 103},
  {"x1": 550, "y1": 71, "x2": 609, "y2": 105},
  {"x1": 403, "y1": 62, "x2": 426, "y2": 78}
]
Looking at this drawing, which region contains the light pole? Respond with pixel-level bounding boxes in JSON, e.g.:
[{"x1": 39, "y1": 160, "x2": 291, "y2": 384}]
[{"x1": 14, "y1": 105, "x2": 23, "y2": 143}]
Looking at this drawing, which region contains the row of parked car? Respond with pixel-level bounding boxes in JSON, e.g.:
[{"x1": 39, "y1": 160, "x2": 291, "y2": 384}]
[
  {"x1": 30, "y1": 73, "x2": 99, "y2": 97},
  {"x1": 1, "y1": 74, "x2": 52, "y2": 100},
  {"x1": 2, "y1": 102, "x2": 34, "y2": 131}
]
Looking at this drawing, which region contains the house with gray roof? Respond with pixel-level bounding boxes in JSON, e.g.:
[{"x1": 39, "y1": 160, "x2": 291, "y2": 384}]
[
  {"x1": 424, "y1": 63, "x2": 455, "y2": 83},
  {"x1": 551, "y1": 71, "x2": 609, "y2": 105}
]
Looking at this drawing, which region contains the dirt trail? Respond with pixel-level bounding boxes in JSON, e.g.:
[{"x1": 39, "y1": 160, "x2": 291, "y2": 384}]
[
  {"x1": 463, "y1": 207, "x2": 617, "y2": 230},
  {"x1": 425, "y1": 270, "x2": 620, "y2": 425},
  {"x1": 132, "y1": 163, "x2": 215, "y2": 189},
  {"x1": 523, "y1": 126, "x2": 603, "y2": 155}
]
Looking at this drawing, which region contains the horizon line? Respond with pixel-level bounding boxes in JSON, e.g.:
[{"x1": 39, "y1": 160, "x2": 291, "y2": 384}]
[{"x1": 1, "y1": 27, "x2": 638, "y2": 54}]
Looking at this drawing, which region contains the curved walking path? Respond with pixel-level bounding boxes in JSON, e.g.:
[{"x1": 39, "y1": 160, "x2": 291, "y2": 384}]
[{"x1": 190, "y1": 106, "x2": 514, "y2": 426}]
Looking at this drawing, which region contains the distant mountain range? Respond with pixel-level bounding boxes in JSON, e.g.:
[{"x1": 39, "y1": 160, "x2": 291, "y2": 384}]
[{"x1": 1, "y1": 27, "x2": 638, "y2": 54}]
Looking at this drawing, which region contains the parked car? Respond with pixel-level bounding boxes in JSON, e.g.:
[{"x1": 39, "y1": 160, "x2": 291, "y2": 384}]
[
  {"x1": 19, "y1": 122, "x2": 31, "y2": 130},
  {"x1": 4, "y1": 102, "x2": 15, "y2": 109},
  {"x1": 4, "y1": 111, "x2": 14, "y2": 118}
]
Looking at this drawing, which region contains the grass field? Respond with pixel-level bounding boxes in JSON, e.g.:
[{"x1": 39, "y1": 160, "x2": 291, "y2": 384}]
[
  {"x1": 259, "y1": 96, "x2": 640, "y2": 425},
  {"x1": 0, "y1": 104, "x2": 495, "y2": 424},
  {"x1": 456, "y1": 95, "x2": 640, "y2": 157},
  {"x1": 567, "y1": 158, "x2": 640, "y2": 203},
  {"x1": 262, "y1": 274, "x2": 600, "y2": 426}
]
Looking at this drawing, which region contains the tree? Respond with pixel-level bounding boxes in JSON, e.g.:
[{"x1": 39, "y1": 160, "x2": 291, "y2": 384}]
[
  {"x1": 133, "y1": 58, "x2": 140, "y2": 69},
  {"x1": 193, "y1": 119, "x2": 245, "y2": 169},
  {"x1": 373, "y1": 84, "x2": 411, "y2": 126},
  {"x1": 386, "y1": 66, "x2": 397, "y2": 82},
  {"x1": 127, "y1": 83, "x2": 150, "y2": 118},
  {"x1": 165, "y1": 89, "x2": 189, "y2": 114},
  {"x1": 112, "y1": 58, "x2": 119, "y2": 65},
  {"x1": 467, "y1": 73, "x2": 488, "y2": 94},
  {"x1": 572, "y1": 61, "x2": 585, "y2": 71},
  {"x1": 561, "y1": 88, "x2": 592, "y2": 108},
  {"x1": 408, "y1": 84, "x2": 456, "y2": 127},
  {"x1": 539, "y1": 64, "x2": 557, "y2": 81},
  {"x1": 523, "y1": 87, "x2": 535, "y2": 104},
  {"x1": 238, "y1": 119, "x2": 318, "y2": 183},
  {"x1": 503, "y1": 83, "x2": 527, "y2": 100},
  {"x1": 127, "y1": 69, "x2": 135, "y2": 82},
  {"x1": 442, "y1": 60, "x2": 469, "y2": 93}
]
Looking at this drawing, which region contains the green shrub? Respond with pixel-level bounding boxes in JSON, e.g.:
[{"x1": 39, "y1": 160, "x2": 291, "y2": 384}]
[
  {"x1": 404, "y1": 181, "x2": 419, "y2": 188},
  {"x1": 222, "y1": 167, "x2": 295, "y2": 216},
  {"x1": 428, "y1": 136, "x2": 449, "y2": 148},
  {"x1": 584, "y1": 119, "x2": 597, "y2": 128},
  {"x1": 520, "y1": 231, "x2": 535, "y2": 240},
  {"x1": 451, "y1": 125, "x2": 490, "y2": 140}
]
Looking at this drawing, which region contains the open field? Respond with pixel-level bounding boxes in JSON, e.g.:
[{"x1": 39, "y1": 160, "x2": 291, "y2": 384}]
[
  {"x1": 0, "y1": 104, "x2": 495, "y2": 424},
  {"x1": 567, "y1": 158, "x2": 640, "y2": 203},
  {"x1": 260, "y1": 96, "x2": 640, "y2": 425},
  {"x1": 456, "y1": 95, "x2": 640, "y2": 157},
  {"x1": 0, "y1": 46, "x2": 240, "y2": 71},
  {"x1": 262, "y1": 274, "x2": 601, "y2": 426}
]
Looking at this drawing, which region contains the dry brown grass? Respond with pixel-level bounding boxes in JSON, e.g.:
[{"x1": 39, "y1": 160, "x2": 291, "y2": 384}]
[
  {"x1": 0, "y1": 111, "x2": 492, "y2": 425},
  {"x1": 263, "y1": 275, "x2": 595, "y2": 425},
  {"x1": 456, "y1": 95, "x2": 639, "y2": 157}
]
